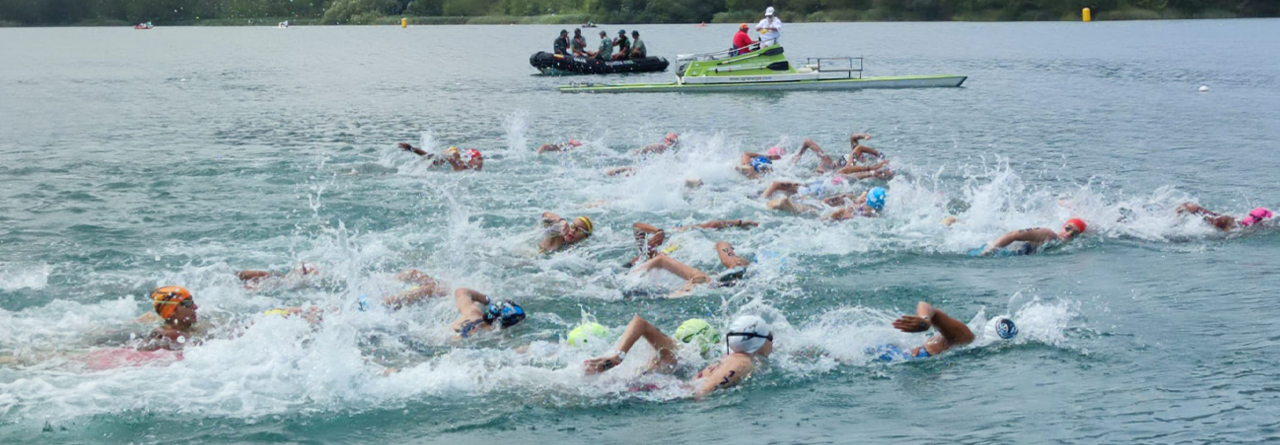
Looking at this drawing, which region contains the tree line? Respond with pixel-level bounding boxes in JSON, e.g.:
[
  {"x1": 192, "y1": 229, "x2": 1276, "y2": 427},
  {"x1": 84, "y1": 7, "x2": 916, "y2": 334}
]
[{"x1": 1, "y1": 0, "x2": 1274, "y2": 26}]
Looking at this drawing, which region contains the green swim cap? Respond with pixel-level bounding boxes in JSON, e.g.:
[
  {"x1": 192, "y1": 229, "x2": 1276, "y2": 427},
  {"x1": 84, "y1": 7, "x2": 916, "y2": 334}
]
[
  {"x1": 567, "y1": 322, "x2": 609, "y2": 347},
  {"x1": 675, "y1": 318, "x2": 720, "y2": 355}
]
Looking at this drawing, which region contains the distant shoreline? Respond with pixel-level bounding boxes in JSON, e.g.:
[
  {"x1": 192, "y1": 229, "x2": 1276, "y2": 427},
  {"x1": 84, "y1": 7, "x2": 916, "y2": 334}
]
[{"x1": 0, "y1": 9, "x2": 1266, "y2": 28}]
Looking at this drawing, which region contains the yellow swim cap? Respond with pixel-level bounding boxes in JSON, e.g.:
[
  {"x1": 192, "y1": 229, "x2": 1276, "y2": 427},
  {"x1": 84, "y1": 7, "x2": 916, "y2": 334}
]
[
  {"x1": 567, "y1": 322, "x2": 609, "y2": 347},
  {"x1": 575, "y1": 216, "x2": 593, "y2": 235}
]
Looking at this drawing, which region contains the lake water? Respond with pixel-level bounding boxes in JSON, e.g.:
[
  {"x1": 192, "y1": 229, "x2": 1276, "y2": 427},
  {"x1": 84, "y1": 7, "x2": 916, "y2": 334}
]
[{"x1": 2, "y1": 19, "x2": 1280, "y2": 444}]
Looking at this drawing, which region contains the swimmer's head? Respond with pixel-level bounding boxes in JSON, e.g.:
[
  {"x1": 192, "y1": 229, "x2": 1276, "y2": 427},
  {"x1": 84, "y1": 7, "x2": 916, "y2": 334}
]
[
  {"x1": 1240, "y1": 207, "x2": 1273, "y2": 227},
  {"x1": 664, "y1": 133, "x2": 679, "y2": 145},
  {"x1": 150, "y1": 286, "x2": 196, "y2": 323},
  {"x1": 446, "y1": 146, "x2": 460, "y2": 156},
  {"x1": 766, "y1": 146, "x2": 786, "y2": 157},
  {"x1": 567, "y1": 322, "x2": 609, "y2": 347},
  {"x1": 1063, "y1": 218, "x2": 1087, "y2": 238},
  {"x1": 983, "y1": 316, "x2": 1019, "y2": 341},
  {"x1": 567, "y1": 139, "x2": 583, "y2": 148},
  {"x1": 463, "y1": 149, "x2": 483, "y2": 170},
  {"x1": 866, "y1": 187, "x2": 886, "y2": 211},
  {"x1": 675, "y1": 318, "x2": 721, "y2": 355},
  {"x1": 725, "y1": 315, "x2": 772, "y2": 355},
  {"x1": 484, "y1": 300, "x2": 526, "y2": 328},
  {"x1": 750, "y1": 156, "x2": 773, "y2": 173},
  {"x1": 573, "y1": 216, "x2": 593, "y2": 237}
]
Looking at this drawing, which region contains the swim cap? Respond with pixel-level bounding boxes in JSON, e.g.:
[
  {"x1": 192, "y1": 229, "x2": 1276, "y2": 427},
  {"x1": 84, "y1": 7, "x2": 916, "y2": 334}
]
[
  {"x1": 484, "y1": 300, "x2": 526, "y2": 328},
  {"x1": 750, "y1": 156, "x2": 773, "y2": 173},
  {"x1": 665, "y1": 133, "x2": 678, "y2": 144},
  {"x1": 725, "y1": 315, "x2": 771, "y2": 354},
  {"x1": 766, "y1": 146, "x2": 786, "y2": 157},
  {"x1": 575, "y1": 216, "x2": 593, "y2": 235},
  {"x1": 464, "y1": 149, "x2": 482, "y2": 160},
  {"x1": 739, "y1": 23, "x2": 749, "y2": 31},
  {"x1": 1239, "y1": 207, "x2": 1273, "y2": 227},
  {"x1": 446, "y1": 146, "x2": 460, "y2": 156},
  {"x1": 567, "y1": 322, "x2": 609, "y2": 347},
  {"x1": 263, "y1": 308, "x2": 291, "y2": 317},
  {"x1": 984, "y1": 316, "x2": 1019, "y2": 340},
  {"x1": 567, "y1": 139, "x2": 583, "y2": 147},
  {"x1": 150, "y1": 286, "x2": 192, "y2": 320},
  {"x1": 866, "y1": 187, "x2": 886, "y2": 210},
  {"x1": 1064, "y1": 218, "x2": 1087, "y2": 236},
  {"x1": 675, "y1": 318, "x2": 720, "y2": 355}
]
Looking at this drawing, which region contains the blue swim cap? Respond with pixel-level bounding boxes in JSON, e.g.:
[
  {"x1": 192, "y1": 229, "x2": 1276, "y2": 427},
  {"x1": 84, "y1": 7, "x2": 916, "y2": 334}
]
[
  {"x1": 867, "y1": 187, "x2": 886, "y2": 210},
  {"x1": 485, "y1": 300, "x2": 526, "y2": 328},
  {"x1": 995, "y1": 317, "x2": 1018, "y2": 339},
  {"x1": 750, "y1": 156, "x2": 773, "y2": 173}
]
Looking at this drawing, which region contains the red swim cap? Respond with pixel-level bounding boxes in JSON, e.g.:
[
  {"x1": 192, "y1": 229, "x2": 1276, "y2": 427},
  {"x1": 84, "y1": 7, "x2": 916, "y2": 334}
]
[
  {"x1": 1064, "y1": 218, "x2": 1087, "y2": 236},
  {"x1": 465, "y1": 149, "x2": 482, "y2": 160}
]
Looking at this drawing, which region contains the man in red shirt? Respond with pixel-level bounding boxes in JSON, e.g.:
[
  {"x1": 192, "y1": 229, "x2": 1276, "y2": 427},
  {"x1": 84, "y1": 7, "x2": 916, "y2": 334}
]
[{"x1": 732, "y1": 23, "x2": 754, "y2": 55}]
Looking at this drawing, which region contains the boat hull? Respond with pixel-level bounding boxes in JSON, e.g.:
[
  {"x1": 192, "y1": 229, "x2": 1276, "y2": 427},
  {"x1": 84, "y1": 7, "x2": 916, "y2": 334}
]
[
  {"x1": 530, "y1": 52, "x2": 669, "y2": 75},
  {"x1": 559, "y1": 74, "x2": 967, "y2": 93}
]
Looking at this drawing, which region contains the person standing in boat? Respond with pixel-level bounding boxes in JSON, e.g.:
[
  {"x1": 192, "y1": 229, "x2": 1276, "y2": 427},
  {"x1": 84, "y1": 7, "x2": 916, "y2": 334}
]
[
  {"x1": 612, "y1": 29, "x2": 631, "y2": 61},
  {"x1": 756, "y1": 7, "x2": 782, "y2": 47},
  {"x1": 629, "y1": 30, "x2": 647, "y2": 59},
  {"x1": 732, "y1": 23, "x2": 755, "y2": 55},
  {"x1": 588, "y1": 30, "x2": 613, "y2": 61},
  {"x1": 571, "y1": 29, "x2": 588, "y2": 57},
  {"x1": 553, "y1": 29, "x2": 571, "y2": 56}
]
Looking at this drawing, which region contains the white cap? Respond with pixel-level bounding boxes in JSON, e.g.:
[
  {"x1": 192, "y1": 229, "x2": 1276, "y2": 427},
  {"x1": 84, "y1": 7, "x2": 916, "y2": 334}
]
[
  {"x1": 726, "y1": 315, "x2": 771, "y2": 354},
  {"x1": 765, "y1": 6, "x2": 775, "y2": 15},
  {"x1": 982, "y1": 316, "x2": 1019, "y2": 341}
]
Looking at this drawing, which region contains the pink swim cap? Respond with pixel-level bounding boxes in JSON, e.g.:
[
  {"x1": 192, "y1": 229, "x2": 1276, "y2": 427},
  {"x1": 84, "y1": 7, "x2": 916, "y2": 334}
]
[
  {"x1": 1239, "y1": 207, "x2": 1273, "y2": 227},
  {"x1": 766, "y1": 146, "x2": 786, "y2": 157}
]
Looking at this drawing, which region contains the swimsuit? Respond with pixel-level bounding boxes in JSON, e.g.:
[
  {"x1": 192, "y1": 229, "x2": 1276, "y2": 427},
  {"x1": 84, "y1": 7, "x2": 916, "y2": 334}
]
[
  {"x1": 869, "y1": 344, "x2": 930, "y2": 362},
  {"x1": 457, "y1": 319, "x2": 485, "y2": 338}
]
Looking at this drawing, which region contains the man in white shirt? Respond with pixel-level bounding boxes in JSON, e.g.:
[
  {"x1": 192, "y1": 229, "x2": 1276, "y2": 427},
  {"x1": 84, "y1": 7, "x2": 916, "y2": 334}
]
[{"x1": 756, "y1": 6, "x2": 782, "y2": 47}]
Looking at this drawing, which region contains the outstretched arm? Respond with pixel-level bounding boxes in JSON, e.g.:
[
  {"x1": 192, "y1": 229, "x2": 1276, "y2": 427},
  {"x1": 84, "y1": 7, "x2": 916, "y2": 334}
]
[
  {"x1": 583, "y1": 315, "x2": 678, "y2": 374},
  {"x1": 678, "y1": 220, "x2": 758, "y2": 231},
  {"x1": 453, "y1": 288, "x2": 489, "y2": 320},
  {"x1": 398, "y1": 142, "x2": 429, "y2": 156},
  {"x1": 983, "y1": 227, "x2": 1056, "y2": 254},
  {"x1": 835, "y1": 159, "x2": 889, "y2": 175}
]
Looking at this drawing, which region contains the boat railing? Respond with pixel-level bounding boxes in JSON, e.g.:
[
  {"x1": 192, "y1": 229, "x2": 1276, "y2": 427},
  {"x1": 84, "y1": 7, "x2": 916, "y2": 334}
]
[
  {"x1": 804, "y1": 57, "x2": 863, "y2": 79},
  {"x1": 675, "y1": 42, "x2": 769, "y2": 62}
]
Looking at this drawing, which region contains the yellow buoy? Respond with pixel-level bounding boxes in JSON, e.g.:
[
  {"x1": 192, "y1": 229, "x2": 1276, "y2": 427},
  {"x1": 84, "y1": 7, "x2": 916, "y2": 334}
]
[
  {"x1": 1082, "y1": 7, "x2": 1092, "y2": 22},
  {"x1": 401, "y1": 17, "x2": 408, "y2": 28}
]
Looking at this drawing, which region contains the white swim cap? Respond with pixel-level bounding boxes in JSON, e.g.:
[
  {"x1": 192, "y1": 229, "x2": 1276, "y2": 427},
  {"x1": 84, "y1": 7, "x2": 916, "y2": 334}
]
[
  {"x1": 983, "y1": 316, "x2": 1019, "y2": 341},
  {"x1": 725, "y1": 315, "x2": 772, "y2": 354}
]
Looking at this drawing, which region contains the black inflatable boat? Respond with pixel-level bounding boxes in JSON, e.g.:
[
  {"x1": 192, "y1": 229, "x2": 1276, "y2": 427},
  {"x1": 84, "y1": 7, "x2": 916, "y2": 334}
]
[{"x1": 529, "y1": 52, "x2": 669, "y2": 75}]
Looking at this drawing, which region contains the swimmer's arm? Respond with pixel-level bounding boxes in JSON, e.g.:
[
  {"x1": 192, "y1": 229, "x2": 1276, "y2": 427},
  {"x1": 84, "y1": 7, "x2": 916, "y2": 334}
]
[
  {"x1": 686, "y1": 220, "x2": 758, "y2": 230},
  {"x1": 984, "y1": 228, "x2": 1055, "y2": 254},
  {"x1": 584, "y1": 315, "x2": 672, "y2": 374},
  {"x1": 894, "y1": 302, "x2": 974, "y2": 355},
  {"x1": 666, "y1": 280, "x2": 700, "y2": 299},
  {"x1": 693, "y1": 358, "x2": 750, "y2": 401},
  {"x1": 541, "y1": 212, "x2": 566, "y2": 227},
  {"x1": 740, "y1": 152, "x2": 765, "y2": 165},
  {"x1": 835, "y1": 159, "x2": 889, "y2": 175},
  {"x1": 825, "y1": 207, "x2": 855, "y2": 221},
  {"x1": 236, "y1": 270, "x2": 276, "y2": 283},
  {"x1": 537, "y1": 143, "x2": 561, "y2": 154},
  {"x1": 397, "y1": 142, "x2": 429, "y2": 156},
  {"x1": 1177, "y1": 202, "x2": 1217, "y2": 216},
  {"x1": 633, "y1": 222, "x2": 663, "y2": 235},
  {"x1": 453, "y1": 288, "x2": 490, "y2": 319}
]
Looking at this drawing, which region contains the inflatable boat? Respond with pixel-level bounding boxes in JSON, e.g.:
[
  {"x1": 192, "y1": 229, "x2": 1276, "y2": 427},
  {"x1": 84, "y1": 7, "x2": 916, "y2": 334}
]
[{"x1": 530, "y1": 52, "x2": 669, "y2": 75}]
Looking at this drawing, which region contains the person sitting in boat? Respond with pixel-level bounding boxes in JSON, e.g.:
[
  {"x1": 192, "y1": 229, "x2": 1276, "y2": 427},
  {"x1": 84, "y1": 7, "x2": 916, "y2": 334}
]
[
  {"x1": 397, "y1": 142, "x2": 483, "y2": 171},
  {"x1": 571, "y1": 29, "x2": 588, "y2": 57},
  {"x1": 588, "y1": 30, "x2": 613, "y2": 61},
  {"x1": 756, "y1": 7, "x2": 782, "y2": 47},
  {"x1": 732, "y1": 23, "x2": 755, "y2": 55},
  {"x1": 629, "y1": 30, "x2": 647, "y2": 59},
  {"x1": 612, "y1": 29, "x2": 631, "y2": 61},
  {"x1": 553, "y1": 29, "x2": 571, "y2": 55}
]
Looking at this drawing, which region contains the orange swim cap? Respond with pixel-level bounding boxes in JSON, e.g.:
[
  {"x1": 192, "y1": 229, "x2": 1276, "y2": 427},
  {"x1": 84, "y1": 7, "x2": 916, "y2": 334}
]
[
  {"x1": 1064, "y1": 218, "x2": 1087, "y2": 236},
  {"x1": 150, "y1": 286, "x2": 192, "y2": 320}
]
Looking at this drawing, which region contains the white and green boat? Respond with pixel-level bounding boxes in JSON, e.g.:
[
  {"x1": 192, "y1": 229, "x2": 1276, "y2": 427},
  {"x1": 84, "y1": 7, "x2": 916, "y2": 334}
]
[{"x1": 559, "y1": 46, "x2": 966, "y2": 94}]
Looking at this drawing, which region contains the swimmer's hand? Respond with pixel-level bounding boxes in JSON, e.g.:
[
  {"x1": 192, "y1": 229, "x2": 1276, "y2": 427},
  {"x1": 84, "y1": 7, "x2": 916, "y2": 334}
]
[
  {"x1": 893, "y1": 315, "x2": 931, "y2": 333},
  {"x1": 398, "y1": 142, "x2": 413, "y2": 151},
  {"x1": 584, "y1": 354, "x2": 623, "y2": 375}
]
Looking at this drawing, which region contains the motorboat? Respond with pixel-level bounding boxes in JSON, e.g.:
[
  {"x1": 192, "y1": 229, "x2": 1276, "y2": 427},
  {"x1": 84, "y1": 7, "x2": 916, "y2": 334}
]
[
  {"x1": 559, "y1": 46, "x2": 965, "y2": 93},
  {"x1": 134, "y1": 22, "x2": 154, "y2": 29},
  {"x1": 530, "y1": 52, "x2": 669, "y2": 75}
]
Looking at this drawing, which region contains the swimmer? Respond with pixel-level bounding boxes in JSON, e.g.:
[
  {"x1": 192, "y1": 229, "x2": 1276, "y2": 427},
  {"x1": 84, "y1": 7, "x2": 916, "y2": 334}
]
[
  {"x1": 235, "y1": 262, "x2": 319, "y2": 289},
  {"x1": 586, "y1": 315, "x2": 772, "y2": 400},
  {"x1": 397, "y1": 142, "x2": 483, "y2": 171},
  {"x1": 1177, "y1": 202, "x2": 1273, "y2": 232},
  {"x1": 381, "y1": 269, "x2": 450, "y2": 309},
  {"x1": 449, "y1": 288, "x2": 526, "y2": 339},
  {"x1": 582, "y1": 316, "x2": 721, "y2": 375},
  {"x1": 825, "y1": 187, "x2": 886, "y2": 220},
  {"x1": 869, "y1": 302, "x2": 1014, "y2": 362},
  {"x1": 979, "y1": 218, "x2": 1086, "y2": 256},
  {"x1": 538, "y1": 212, "x2": 594, "y2": 253},
  {"x1": 630, "y1": 241, "x2": 751, "y2": 298},
  {"x1": 537, "y1": 139, "x2": 584, "y2": 154},
  {"x1": 735, "y1": 151, "x2": 778, "y2": 179},
  {"x1": 634, "y1": 133, "x2": 680, "y2": 156},
  {"x1": 792, "y1": 137, "x2": 892, "y2": 179},
  {"x1": 626, "y1": 220, "x2": 758, "y2": 267},
  {"x1": 138, "y1": 286, "x2": 205, "y2": 351}
]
